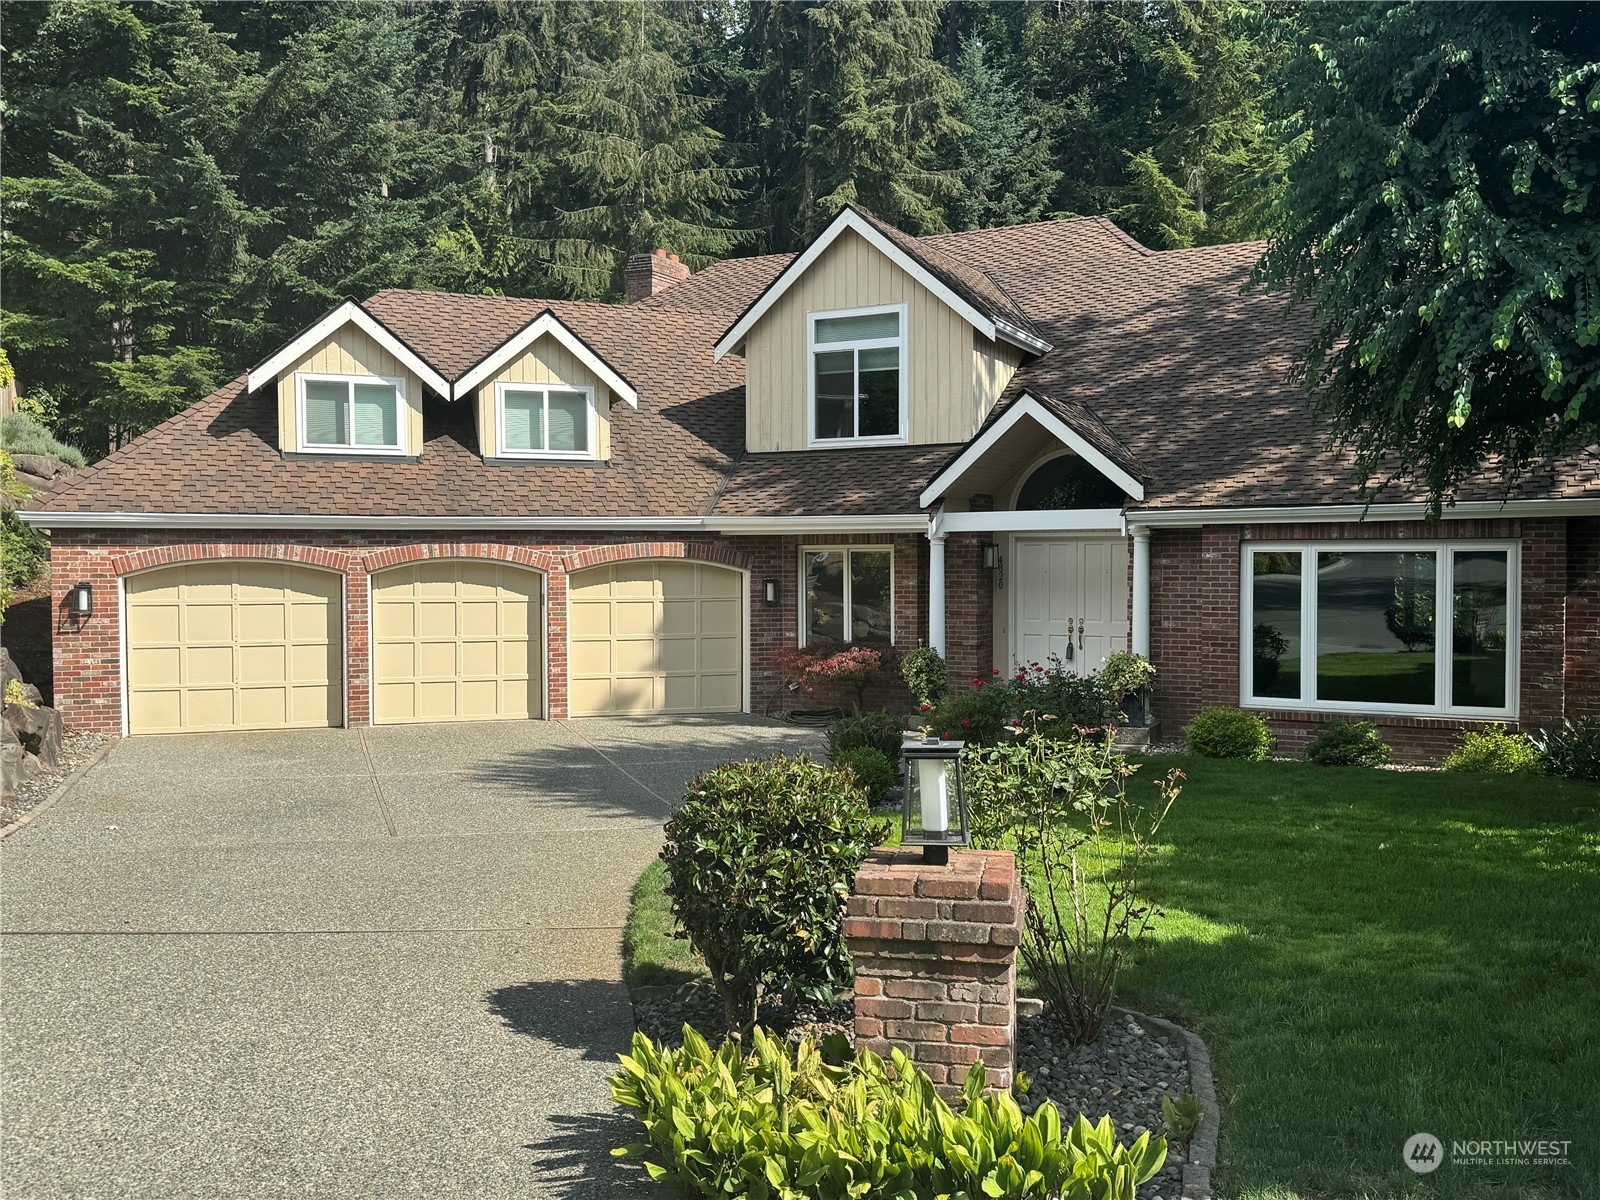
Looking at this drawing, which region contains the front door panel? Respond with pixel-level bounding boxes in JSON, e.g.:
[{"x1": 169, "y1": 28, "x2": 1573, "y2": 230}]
[{"x1": 1012, "y1": 538, "x2": 1130, "y2": 674}]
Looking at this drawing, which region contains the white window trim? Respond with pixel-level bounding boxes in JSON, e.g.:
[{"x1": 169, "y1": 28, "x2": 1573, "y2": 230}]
[
  {"x1": 494, "y1": 381, "x2": 598, "y2": 460},
  {"x1": 1239, "y1": 539, "x2": 1521, "y2": 719},
  {"x1": 806, "y1": 303, "x2": 910, "y2": 448},
  {"x1": 296, "y1": 371, "x2": 408, "y2": 456},
  {"x1": 798, "y1": 544, "x2": 896, "y2": 647}
]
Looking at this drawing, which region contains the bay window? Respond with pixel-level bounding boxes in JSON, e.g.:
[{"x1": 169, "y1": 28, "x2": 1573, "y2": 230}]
[
  {"x1": 801, "y1": 547, "x2": 893, "y2": 645},
  {"x1": 1242, "y1": 542, "x2": 1517, "y2": 716},
  {"x1": 298, "y1": 374, "x2": 404, "y2": 454},
  {"x1": 809, "y1": 306, "x2": 905, "y2": 444},
  {"x1": 496, "y1": 383, "x2": 594, "y2": 458}
]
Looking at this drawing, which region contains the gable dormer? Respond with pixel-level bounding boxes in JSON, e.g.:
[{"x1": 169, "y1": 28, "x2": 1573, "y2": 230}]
[
  {"x1": 247, "y1": 301, "x2": 448, "y2": 459},
  {"x1": 451, "y1": 311, "x2": 638, "y2": 463},
  {"x1": 714, "y1": 207, "x2": 1051, "y2": 453}
]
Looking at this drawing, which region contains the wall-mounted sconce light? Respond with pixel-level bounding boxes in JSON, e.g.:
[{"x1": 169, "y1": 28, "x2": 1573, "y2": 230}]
[
  {"x1": 763, "y1": 578, "x2": 780, "y2": 606},
  {"x1": 979, "y1": 541, "x2": 999, "y2": 570},
  {"x1": 70, "y1": 581, "x2": 94, "y2": 617}
]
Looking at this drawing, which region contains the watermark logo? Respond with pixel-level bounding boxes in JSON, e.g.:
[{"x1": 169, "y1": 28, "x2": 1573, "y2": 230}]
[{"x1": 1404, "y1": 1133, "x2": 1444, "y2": 1174}]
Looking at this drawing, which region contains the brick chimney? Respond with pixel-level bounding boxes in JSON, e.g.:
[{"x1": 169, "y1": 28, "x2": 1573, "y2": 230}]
[{"x1": 626, "y1": 249, "x2": 691, "y2": 302}]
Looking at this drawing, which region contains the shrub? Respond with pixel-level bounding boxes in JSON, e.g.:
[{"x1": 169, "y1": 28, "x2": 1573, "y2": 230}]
[
  {"x1": 1442, "y1": 725, "x2": 1543, "y2": 774},
  {"x1": 901, "y1": 645, "x2": 949, "y2": 705},
  {"x1": 1099, "y1": 650, "x2": 1156, "y2": 703},
  {"x1": 774, "y1": 643, "x2": 898, "y2": 710},
  {"x1": 924, "y1": 678, "x2": 1012, "y2": 745},
  {"x1": 611, "y1": 1025, "x2": 1169, "y2": 1199},
  {"x1": 1185, "y1": 708, "x2": 1274, "y2": 761},
  {"x1": 1305, "y1": 718, "x2": 1393, "y2": 767},
  {"x1": 1007, "y1": 657, "x2": 1118, "y2": 733},
  {"x1": 1, "y1": 412, "x2": 86, "y2": 468},
  {"x1": 826, "y1": 708, "x2": 906, "y2": 766},
  {"x1": 661, "y1": 755, "x2": 888, "y2": 1037},
  {"x1": 1531, "y1": 717, "x2": 1600, "y2": 782},
  {"x1": 834, "y1": 746, "x2": 893, "y2": 806}
]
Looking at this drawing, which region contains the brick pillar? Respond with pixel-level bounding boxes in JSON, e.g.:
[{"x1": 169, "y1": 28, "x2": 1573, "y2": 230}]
[{"x1": 844, "y1": 848, "x2": 1024, "y2": 1096}]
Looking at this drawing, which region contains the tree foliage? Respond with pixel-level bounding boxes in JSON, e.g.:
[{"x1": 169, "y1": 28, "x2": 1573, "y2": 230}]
[
  {"x1": 2, "y1": 0, "x2": 1302, "y2": 459},
  {"x1": 1256, "y1": 2, "x2": 1600, "y2": 501}
]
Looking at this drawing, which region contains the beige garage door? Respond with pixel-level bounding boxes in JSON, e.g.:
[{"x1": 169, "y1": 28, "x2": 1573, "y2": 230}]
[
  {"x1": 125, "y1": 562, "x2": 343, "y2": 735},
  {"x1": 568, "y1": 561, "x2": 743, "y2": 716},
  {"x1": 371, "y1": 561, "x2": 542, "y2": 724}
]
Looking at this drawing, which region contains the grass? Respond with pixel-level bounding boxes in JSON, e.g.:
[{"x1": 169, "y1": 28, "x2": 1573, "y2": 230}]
[
  {"x1": 625, "y1": 760, "x2": 1599, "y2": 1199},
  {"x1": 1109, "y1": 756, "x2": 1599, "y2": 1200}
]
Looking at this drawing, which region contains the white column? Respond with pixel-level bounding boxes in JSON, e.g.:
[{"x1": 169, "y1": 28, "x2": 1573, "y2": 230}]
[
  {"x1": 929, "y1": 528, "x2": 947, "y2": 657},
  {"x1": 1131, "y1": 524, "x2": 1151, "y2": 657}
]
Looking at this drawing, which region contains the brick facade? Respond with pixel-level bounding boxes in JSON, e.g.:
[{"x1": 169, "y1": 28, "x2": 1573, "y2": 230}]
[
  {"x1": 1147, "y1": 516, "x2": 1598, "y2": 761},
  {"x1": 47, "y1": 529, "x2": 926, "y2": 735},
  {"x1": 844, "y1": 848, "x2": 1024, "y2": 1095}
]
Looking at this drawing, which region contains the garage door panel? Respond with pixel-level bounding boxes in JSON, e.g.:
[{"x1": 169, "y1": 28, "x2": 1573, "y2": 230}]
[
  {"x1": 567, "y1": 562, "x2": 744, "y2": 716},
  {"x1": 372, "y1": 561, "x2": 543, "y2": 724},
  {"x1": 185, "y1": 604, "x2": 235, "y2": 643},
  {"x1": 125, "y1": 562, "x2": 343, "y2": 735},
  {"x1": 615, "y1": 600, "x2": 656, "y2": 637}
]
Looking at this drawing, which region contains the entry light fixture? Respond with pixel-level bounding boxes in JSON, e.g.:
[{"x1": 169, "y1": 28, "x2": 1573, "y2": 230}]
[
  {"x1": 70, "y1": 581, "x2": 93, "y2": 617},
  {"x1": 763, "y1": 577, "x2": 780, "y2": 606},
  {"x1": 979, "y1": 541, "x2": 1000, "y2": 570},
  {"x1": 899, "y1": 733, "x2": 969, "y2": 866}
]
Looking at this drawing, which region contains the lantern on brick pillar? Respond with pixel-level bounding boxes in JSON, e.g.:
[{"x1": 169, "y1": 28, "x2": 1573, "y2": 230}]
[{"x1": 900, "y1": 733, "x2": 969, "y2": 865}]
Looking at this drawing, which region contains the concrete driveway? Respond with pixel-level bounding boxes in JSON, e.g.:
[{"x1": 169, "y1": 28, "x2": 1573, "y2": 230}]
[{"x1": 0, "y1": 716, "x2": 821, "y2": 1199}]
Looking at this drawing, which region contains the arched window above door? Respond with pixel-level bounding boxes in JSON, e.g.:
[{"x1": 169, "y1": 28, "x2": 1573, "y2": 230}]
[{"x1": 1015, "y1": 454, "x2": 1127, "y2": 511}]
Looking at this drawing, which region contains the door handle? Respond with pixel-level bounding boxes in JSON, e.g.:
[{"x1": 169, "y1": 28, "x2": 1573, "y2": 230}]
[{"x1": 1077, "y1": 617, "x2": 1085, "y2": 649}]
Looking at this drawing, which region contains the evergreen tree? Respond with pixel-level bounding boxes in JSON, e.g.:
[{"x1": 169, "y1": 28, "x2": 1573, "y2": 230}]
[
  {"x1": 950, "y1": 36, "x2": 1060, "y2": 230},
  {"x1": 543, "y1": 0, "x2": 746, "y2": 297}
]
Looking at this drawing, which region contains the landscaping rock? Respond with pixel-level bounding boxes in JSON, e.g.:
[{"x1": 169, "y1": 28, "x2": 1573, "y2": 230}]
[
  {"x1": 10, "y1": 453, "x2": 69, "y2": 480},
  {"x1": 5, "y1": 701, "x2": 63, "y2": 770},
  {"x1": 1, "y1": 742, "x2": 42, "y2": 798},
  {"x1": 2, "y1": 732, "x2": 109, "y2": 829},
  {"x1": 0, "y1": 647, "x2": 22, "y2": 693}
]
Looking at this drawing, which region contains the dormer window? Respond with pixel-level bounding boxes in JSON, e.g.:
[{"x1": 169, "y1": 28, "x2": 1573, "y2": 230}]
[
  {"x1": 495, "y1": 382, "x2": 595, "y2": 459},
  {"x1": 298, "y1": 373, "x2": 405, "y2": 455},
  {"x1": 809, "y1": 305, "x2": 906, "y2": 446}
]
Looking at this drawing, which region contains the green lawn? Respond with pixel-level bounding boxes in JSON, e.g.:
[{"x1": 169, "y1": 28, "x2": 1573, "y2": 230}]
[
  {"x1": 624, "y1": 760, "x2": 1600, "y2": 1199},
  {"x1": 1115, "y1": 757, "x2": 1598, "y2": 1200}
]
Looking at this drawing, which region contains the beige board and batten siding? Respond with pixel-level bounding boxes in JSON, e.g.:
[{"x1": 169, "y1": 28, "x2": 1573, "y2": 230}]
[
  {"x1": 276, "y1": 326, "x2": 426, "y2": 455},
  {"x1": 471, "y1": 337, "x2": 612, "y2": 459},
  {"x1": 741, "y1": 228, "x2": 1023, "y2": 451}
]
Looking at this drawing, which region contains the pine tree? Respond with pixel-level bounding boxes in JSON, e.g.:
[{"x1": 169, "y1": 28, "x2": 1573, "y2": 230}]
[{"x1": 950, "y1": 36, "x2": 1060, "y2": 230}]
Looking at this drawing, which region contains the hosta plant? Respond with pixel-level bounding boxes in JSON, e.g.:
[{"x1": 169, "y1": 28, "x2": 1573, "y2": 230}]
[{"x1": 610, "y1": 1024, "x2": 1168, "y2": 1199}]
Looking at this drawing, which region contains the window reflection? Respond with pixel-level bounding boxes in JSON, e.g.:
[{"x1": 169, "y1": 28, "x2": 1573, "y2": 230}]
[
  {"x1": 1452, "y1": 551, "x2": 1509, "y2": 708},
  {"x1": 1251, "y1": 551, "x2": 1301, "y2": 699},
  {"x1": 1315, "y1": 551, "x2": 1437, "y2": 706}
]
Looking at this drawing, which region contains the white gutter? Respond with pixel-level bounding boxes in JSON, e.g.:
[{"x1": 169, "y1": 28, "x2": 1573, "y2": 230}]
[
  {"x1": 1130, "y1": 498, "x2": 1598, "y2": 528},
  {"x1": 15, "y1": 511, "x2": 711, "y2": 532},
  {"x1": 17, "y1": 510, "x2": 937, "y2": 535},
  {"x1": 703, "y1": 514, "x2": 930, "y2": 534}
]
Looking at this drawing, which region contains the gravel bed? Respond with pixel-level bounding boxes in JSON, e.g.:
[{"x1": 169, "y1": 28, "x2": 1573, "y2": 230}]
[
  {"x1": 0, "y1": 732, "x2": 108, "y2": 832},
  {"x1": 1016, "y1": 1010, "x2": 1192, "y2": 1200}
]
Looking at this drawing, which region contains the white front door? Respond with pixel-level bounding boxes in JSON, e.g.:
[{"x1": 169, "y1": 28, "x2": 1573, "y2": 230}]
[{"x1": 1012, "y1": 538, "x2": 1130, "y2": 674}]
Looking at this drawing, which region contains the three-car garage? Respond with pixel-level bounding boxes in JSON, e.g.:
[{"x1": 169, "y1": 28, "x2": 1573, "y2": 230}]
[{"x1": 119, "y1": 556, "x2": 746, "y2": 734}]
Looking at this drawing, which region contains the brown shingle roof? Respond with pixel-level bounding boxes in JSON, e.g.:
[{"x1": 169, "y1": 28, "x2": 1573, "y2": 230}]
[{"x1": 32, "y1": 215, "x2": 1598, "y2": 521}]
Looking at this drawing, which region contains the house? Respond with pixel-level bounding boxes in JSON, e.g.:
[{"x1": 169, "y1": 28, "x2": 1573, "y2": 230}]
[{"x1": 20, "y1": 206, "x2": 1599, "y2": 760}]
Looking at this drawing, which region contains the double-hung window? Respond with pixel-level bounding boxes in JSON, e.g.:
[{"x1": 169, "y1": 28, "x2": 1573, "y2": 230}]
[
  {"x1": 809, "y1": 305, "x2": 905, "y2": 445},
  {"x1": 1242, "y1": 542, "x2": 1517, "y2": 717},
  {"x1": 495, "y1": 383, "x2": 594, "y2": 459},
  {"x1": 298, "y1": 373, "x2": 405, "y2": 454},
  {"x1": 801, "y1": 546, "x2": 893, "y2": 645}
]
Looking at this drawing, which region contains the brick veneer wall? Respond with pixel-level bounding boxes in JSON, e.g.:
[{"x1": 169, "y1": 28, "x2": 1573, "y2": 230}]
[
  {"x1": 1148, "y1": 516, "x2": 1596, "y2": 762},
  {"x1": 47, "y1": 528, "x2": 929, "y2": 735},
  {"x1": 844, "y1": 848, "x2": 1024, "y2": 1095}
]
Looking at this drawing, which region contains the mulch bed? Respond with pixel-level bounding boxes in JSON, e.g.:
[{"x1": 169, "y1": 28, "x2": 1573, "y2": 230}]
[{"x1": 632, "y1": 979, "x2": 853, "y2": 1050}]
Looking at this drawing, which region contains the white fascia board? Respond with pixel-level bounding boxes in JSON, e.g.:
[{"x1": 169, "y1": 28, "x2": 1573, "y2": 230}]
[
  {"x1": 1130, "y1": 498, "x2": 1600, "y2": 529},
  {"x1": 918, "y1": 393, "x2": 1145, "y2": 508},
  {"x1": 246, "y1": 302, "x2": 450, "y2": 397},
  {"x1": 452, "y1": 312, "x2": 639, "y2": 406},
  {"x1": 704, "y1": 514, "x2": 931, "y2": 535},
  {"x1": 940, "y1": 509, "x2": 1126, "y2": 534},
  {"x1": 16, "y1": 511, "x2": 708, "y2": 532},
  {"x1": 715, "y1": 208, "x2": 1005, "y2": 360}
]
